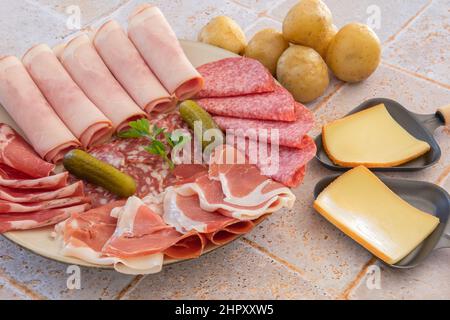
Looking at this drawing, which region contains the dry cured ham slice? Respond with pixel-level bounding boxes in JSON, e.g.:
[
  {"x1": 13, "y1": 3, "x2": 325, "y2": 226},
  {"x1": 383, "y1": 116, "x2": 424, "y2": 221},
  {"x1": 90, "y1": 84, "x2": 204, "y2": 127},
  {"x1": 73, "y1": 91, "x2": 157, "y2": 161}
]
[
  {"x1": 22, "y1": 44, "x2": 113, "y2": 149},
  {"x1": 55, "y1": 201, "x2": 164, "y2": 275},
  {"x1": 128, "y1": 5, "x2": 204, "y2": 100},
  {"x1": 213, "y1": 102, "x2": 314, "y2": 149},
  {"x1": 228, "y1": 135, "x2": 316, "y2": 187},
  {"x1": 0, "y1": 170, "x2": 68, "y2": 190},
  {"x1": 0, "y1": 203, "x2": 90, "y2": 233},
  {"x1": 0, "y1": 196, "x2": 89, "y2": 213},
  {"x1": 93, "y1": 20, "x2": 175, "y2": 114},
  {"x1": 103, "y1": 196, "x2": 206, "y2": 260},
  {"x1": 0, "y1": 124, "x2": 55, "y2": 177},
  {"x1": 0, "y1": 56, "x2": 80, "y2": 163},
  {"x1": 196, "y1": 85, "x2": 297, "y2": 122},
  {"x1": 163, "y1": 188, "x2": 253, "y2": 245},
  {"x1": 57, "y1": 34, "x2": 147, "y2": 131},
  {"x1": 195, "y1": 57, "x2": 276, "y2": 98},
  {"x1": 0, "y1": 181, "x2": 84, "y2": 203}
]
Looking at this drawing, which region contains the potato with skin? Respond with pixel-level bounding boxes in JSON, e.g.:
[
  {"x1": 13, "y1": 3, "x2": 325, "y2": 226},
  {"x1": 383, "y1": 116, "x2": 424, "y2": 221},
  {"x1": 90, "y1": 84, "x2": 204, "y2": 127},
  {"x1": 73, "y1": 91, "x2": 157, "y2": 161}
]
[
  {"x1": 277, "y1": 45, "x2": 329, "y2": 103},
  {"x1": 326, "y1": 23, "x2": 381, "y2": 82},
  {"x1": 244, "y1": 29, "x2": 289, "y2": 75},
  {"x1": 198, "y1": 16, "x2": 247, "y2": 54},
  {"x1": 315, "y1": 24, "x2": 338, "y2": 58},
  {"x1": 282, "y1": 0, "x2": 333, "y2": 54}
]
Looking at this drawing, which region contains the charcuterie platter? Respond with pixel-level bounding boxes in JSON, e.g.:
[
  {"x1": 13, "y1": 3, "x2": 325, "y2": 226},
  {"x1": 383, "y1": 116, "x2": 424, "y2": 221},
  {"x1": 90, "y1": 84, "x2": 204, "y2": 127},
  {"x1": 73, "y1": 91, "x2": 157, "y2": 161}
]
[
  {"x1": 1, "y1": 41, "x2": 251, "y2": 269},
  {"x1": 0, "y1": 5, "x2": 316, "y2": 275}
]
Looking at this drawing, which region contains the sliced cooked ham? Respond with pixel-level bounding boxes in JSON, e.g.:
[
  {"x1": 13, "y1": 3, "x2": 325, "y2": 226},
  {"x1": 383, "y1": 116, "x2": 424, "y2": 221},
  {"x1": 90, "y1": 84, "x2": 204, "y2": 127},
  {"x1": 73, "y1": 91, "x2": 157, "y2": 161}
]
[
  {"x1": 57, "y1": 34, "x2": 147, "y2": 131},
  {"x1": 93, "y1": 20, "x2": 176, "y2": 114},
  {"x1": 196, "y1": 85, "x2": 297, "y2": 122},
  {"x1": 22, "y1": 44, "x2": 113, "y2": 149},
  {"x1": 0, "y1": 181, "x2": 84, "y2": 203},
  {"x1": 0, "y1": 170, "x2": 68, "y2": 190},
  {"x1": 103, "y1": 196, "x2": 206, "y2": 260},
  {"x1": 163, "y1": 188, "x2": 253, "y2": 245},
  {"x1": 128, "y1": 5, "x2": 204, "y2": 100},
  {"x1": 0, "y1": 124, "x2": 55, "y2": 177},
  {"x1": 195, "y1": 57, "x2": 276, "y2": 98},
  {"x1": 0, "y1": 56, "x2": 80, "y2": 163},
  {"x1": 0, "y1": 196, "x2": 89, "y2": 213},
  {"x1": 214, "y1": 102, "x2": 314, "y2": 149},
  {"x1": 0, "y1": 203, "x2": 90, "y2": 233}
]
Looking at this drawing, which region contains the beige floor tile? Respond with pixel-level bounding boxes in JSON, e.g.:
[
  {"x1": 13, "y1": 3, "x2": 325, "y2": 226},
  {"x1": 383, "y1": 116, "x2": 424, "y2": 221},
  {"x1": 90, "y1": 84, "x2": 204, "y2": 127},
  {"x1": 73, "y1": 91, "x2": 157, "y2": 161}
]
[
  {"x1": 349, "y1": 250, "x2": 450, "y2": 299},
  {"x1": 269, "y1": 0, "x2": 429, "y2": 43},
  {"x1": 0, "y1": 277, "x2": 31, "y2": 300},
  {"x1": 233, "y1": 0, "x2": 284, "y2": 12},
  {"x1": 0, "y1": 1, "x2": 71, "y2": 56},
  {"x1": 244, "y1": 17, "x2": 282, "y2": 39},
  {"x1": 383, "y1": 0, "x2": 450, "y2": 85},
  {"x1": 122, "y1": 240, "x2": 330, "y2": 299},
  {"x1": 0, "y1": 237, "x2": 134, "y2": 300}
]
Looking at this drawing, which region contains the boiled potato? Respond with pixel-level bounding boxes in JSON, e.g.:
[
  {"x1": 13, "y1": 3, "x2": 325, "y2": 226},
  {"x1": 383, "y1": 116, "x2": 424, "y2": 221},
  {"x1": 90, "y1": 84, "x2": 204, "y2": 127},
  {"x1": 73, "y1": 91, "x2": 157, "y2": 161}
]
[
  {"x1": 277, "y1": 45, "x2": 329, "y2": 103},
  {"x1": 244, "y1": 29, "x2": 289, "y2": 75},
  {"x1": 326, "y1": 23, "x2": 381, "y2": 82},
  {"x1": 198, "y1": 16, "x2": 246, "y2": 54},
  {"x1": 315, "y1": 24, "x2": 338, "y2": 58},
  {"x1": 282, "y1": 0, "x2": 333, "y2": 54}
]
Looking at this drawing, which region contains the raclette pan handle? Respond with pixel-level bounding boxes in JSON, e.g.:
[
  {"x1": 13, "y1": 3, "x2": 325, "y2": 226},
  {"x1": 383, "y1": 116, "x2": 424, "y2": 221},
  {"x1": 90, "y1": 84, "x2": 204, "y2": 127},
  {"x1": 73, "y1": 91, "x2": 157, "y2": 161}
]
[{"x1": 437, "y1": 104, "x2": 450, "y2": 126}]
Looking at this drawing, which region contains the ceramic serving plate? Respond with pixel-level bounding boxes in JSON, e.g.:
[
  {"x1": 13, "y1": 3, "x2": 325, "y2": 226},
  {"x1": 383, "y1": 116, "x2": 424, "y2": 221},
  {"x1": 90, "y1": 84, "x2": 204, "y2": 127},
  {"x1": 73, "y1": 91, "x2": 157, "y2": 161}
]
[{"x1": 1, "y1": 40, "x2": 267, "y2": 268}]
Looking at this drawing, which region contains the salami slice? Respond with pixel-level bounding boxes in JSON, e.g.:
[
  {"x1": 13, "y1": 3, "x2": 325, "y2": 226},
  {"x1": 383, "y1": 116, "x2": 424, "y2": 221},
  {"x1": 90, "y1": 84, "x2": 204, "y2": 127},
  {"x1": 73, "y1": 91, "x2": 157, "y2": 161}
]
[
  {"x1": 196, "y1": 85, "x2": 297, "y2": 122},
  {"x1": 195, "y1": 57, "x2": 276, "y2": 98},
  {"x1": 229, "y1": 135, "x2": 316, "y2": 187},
  {"x1": 214, "y1": 102, "x2": 314, "y2": 149}
]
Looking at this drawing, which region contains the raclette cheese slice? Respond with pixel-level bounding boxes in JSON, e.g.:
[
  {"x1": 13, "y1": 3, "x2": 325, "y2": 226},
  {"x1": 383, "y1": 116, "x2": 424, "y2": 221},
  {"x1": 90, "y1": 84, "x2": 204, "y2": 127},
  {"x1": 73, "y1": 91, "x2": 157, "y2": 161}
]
[
  {"x1": 322, "y1": 104, "x2": 431, "y2": 167},
  {"x1": 313, "y1": 166, "x2": 439, "y2": 264}
]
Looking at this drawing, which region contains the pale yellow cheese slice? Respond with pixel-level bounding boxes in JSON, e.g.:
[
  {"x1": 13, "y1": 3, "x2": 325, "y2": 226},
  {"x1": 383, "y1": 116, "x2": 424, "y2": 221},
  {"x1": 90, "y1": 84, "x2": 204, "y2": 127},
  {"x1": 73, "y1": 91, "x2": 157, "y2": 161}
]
[
  {"x1": 313, "y1": 166, "x2": 439, "y2": 264},
  {"x1": 323, "y1": 104, "x2": 431, "y2": 167}
]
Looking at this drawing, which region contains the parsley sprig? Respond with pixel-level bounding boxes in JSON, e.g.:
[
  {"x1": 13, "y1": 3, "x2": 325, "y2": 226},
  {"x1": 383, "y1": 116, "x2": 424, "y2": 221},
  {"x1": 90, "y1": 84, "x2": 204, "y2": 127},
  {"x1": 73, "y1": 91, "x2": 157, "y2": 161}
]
[{"x1": 118, "y1": 119, "x2": 185, "y2": 170}]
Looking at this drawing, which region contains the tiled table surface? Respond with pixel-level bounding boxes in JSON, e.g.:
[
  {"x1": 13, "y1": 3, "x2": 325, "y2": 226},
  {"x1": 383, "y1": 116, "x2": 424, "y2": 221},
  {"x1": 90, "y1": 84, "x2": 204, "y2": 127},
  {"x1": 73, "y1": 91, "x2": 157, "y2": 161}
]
[{"x1": 0, "y1": 0, "x2": 448, "y2": 300}]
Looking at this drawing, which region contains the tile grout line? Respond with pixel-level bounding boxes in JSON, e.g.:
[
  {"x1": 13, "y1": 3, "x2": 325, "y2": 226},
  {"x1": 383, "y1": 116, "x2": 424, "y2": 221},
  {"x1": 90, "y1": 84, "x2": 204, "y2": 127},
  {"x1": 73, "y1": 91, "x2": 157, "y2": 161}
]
[
  {"x1": 337, "y1": 256, "x2": 377, "y2": 300},
  {"x1": 383, "y1": 0, "x2": 433, "y2": 45},
  {"x1": 240, "y1": 237, "x2": 306, "y2": 276},
  {"x1": 115, "y1": 274, "x2": 145, "y2": 300},
  {"x1": 0, "y1": 269, "x2": 47, "y2": 300},
  {"x1": 435, "y1": 164, "x2": 450, "y2": 186},
  {"x1": 381, "y1": 61, "x2": 450, "y2": 90},
  {"x1": 311, "y1": 81, "x2": 346, "y2": 113}
]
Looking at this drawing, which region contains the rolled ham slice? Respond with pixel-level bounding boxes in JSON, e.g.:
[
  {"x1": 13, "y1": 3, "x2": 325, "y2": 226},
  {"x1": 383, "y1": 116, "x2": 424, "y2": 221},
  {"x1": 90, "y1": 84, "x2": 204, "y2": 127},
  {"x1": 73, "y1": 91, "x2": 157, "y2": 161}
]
[
  {"x1": 93, "y1": 20, "x2": 176, "y2": 114},
  {"x1": 0, "y1": 203, "x2": 90, "y2": 233},
  {"x1": 128, "y1": 5, "x2": 204, "y2": 100},
  {"x1": 0, "y1": 56, "x2": 80, "y2": 163},
  {"x1": 57, "y1": 34, "x2": 147, "y2": 131},
  {"x1": 22, "y1": 44, "x2": 113, "y2": 149},
  {"x1": 0, "y1": 124, "x2": 55, "y2": 177}
]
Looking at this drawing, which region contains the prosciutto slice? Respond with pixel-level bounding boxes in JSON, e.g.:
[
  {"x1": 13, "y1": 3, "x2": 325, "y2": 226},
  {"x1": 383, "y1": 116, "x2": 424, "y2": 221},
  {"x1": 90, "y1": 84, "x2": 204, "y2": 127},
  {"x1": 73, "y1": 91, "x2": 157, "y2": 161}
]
[
  {"x1": 214, "y1": 102, "x2": 314, "y2": 149},
  {"x1": 0, "y1": 181, "x2": 84, "y2": 203},
  {"x1": 128, "y1": 5, "x2": 204, "y2": 100},
  {"x1": 0, "y1": 124, "x2": 55, "y2": 177},
  {"x1": 57, "y1": 34, "x2": 147, "y2": 131},
  {"x1": 0, "y1": 196, "x2": 89, "y2": 213},
  {"x1": 93, "y1": 20, "x2": 175, "y2": 114},
  {"x1": 22, "y1": 44, "x2": 113, "y2": 149},
  {"x1": 164, "y1": 189, "x2": 254, "y2": 245},
  {"x1": 103, "y1": 196, "x2": 206, "y2": 260},
  {"x1": 0, "y1": 170, "x2": 68, "y2": 190},
  {"x1": 55, "y1": 201, "x2": 164, "y2": 275},
  {"x1": 0, "y1": 56, "x2": 80, "y2": 163},
  {"x1": 0, "y1": 203, "x2": 90, "y2": 233}
]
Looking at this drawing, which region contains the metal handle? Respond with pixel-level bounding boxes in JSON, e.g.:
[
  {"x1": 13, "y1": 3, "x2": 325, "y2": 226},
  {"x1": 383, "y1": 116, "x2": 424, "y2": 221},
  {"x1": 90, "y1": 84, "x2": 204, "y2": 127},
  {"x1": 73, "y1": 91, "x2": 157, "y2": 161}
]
[{"x1": 437, "y1": 104, "x2": 450, "y2": 126}]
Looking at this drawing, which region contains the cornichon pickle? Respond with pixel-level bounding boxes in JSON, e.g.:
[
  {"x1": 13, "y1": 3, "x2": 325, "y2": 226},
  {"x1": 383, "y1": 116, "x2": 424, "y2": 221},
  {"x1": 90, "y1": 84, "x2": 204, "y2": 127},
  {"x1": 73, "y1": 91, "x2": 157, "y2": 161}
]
[
  {"x1": 179, "y1": 100, "x2": 223, "y2": 149},
  {"x1": 63, "y1": 149, "x2": 136, "y2": 198}
]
